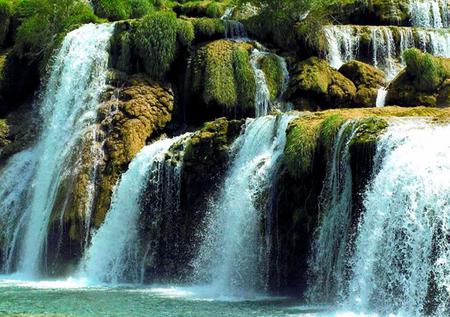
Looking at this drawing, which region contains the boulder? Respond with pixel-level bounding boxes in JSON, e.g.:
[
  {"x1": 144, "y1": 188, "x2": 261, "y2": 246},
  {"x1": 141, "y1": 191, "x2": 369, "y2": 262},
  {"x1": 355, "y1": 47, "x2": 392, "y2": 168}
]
[
  {"x1": 189, "y1": 39, "x2": 256, "y2": 121},
  {"x1": 387, "y1": 49, "x2": 450, "y2": 107},
  {"x1": 286, "y1": 57, "x2": 357, "y2": 110},
  {"x1": 339, "y1": 60, "x2": 386, "y2": 107}
]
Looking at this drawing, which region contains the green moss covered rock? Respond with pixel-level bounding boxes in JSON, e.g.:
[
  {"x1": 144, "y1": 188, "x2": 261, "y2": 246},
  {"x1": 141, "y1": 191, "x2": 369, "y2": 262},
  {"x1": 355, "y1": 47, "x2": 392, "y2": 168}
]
[
  {"x1": 387, "y1": 49, "x2": 450, "y2": 107},
  {"x1": 283, "y1": 106, "x2": 450, "y2": 179},
  {"x1": 339, "y1": 60, "x2": 386, "y2": 107},
  {"x1": 286, "y1": 57, "x2": 357, "y2": 110},
  {"x1": 190, "y1": 39, "x2": 256, "y2": 118},
  {"x1": 0, "y1": 0, "x2": 13, "y2": 47},
  {"x1": 173, "y1": 1, "x2": 228, "y2": 18},
  {"x1": 132, "y1": 11, "x2": 178, "y2": 80},
  {"x1": 260, "y1": 53, "x2": 285, "y2": 100}
]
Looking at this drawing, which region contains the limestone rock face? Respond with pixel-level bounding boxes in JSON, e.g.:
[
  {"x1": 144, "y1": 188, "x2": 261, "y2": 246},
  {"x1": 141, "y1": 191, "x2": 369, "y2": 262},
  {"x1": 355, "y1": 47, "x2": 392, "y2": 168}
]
[
  {"x1": 387, "y1": 50, "x2": 450, "y2": 107},
  {"x1": 93, "y1": 73, "x2": 174, "y2": 227},
  {"x1": 286, "y1": 57, "x2": 357, "y2": 110},
  {"x1": 339, "y1": 61, "x2": 386, "y2": 107}
]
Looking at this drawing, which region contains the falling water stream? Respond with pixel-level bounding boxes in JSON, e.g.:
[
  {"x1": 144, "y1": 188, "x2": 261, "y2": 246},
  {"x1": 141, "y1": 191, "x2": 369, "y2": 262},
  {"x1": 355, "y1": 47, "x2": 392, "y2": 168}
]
[
  {"x1": 192, "y1": 114, "x2": 294, "y2": 297},
  {"x1": 0, "y1": 23, "x2": 114, "y2": 277}
]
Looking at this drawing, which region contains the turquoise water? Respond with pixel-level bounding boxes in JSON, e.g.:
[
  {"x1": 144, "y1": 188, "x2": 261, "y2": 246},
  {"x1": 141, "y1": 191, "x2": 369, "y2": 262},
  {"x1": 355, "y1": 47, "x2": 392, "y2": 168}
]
[{"x1": 0, "y1": 278, "x2": 335, "y2": 317}]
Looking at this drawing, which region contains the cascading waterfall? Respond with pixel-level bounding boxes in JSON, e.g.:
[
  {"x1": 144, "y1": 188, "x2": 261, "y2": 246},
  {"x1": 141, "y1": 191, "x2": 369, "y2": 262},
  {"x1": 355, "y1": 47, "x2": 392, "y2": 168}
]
[
  {"x1": 192, "y1": 114, "x2": 293, "y2": 297},
  {"x1": 376, "y1": 87, "x2": 388, "y2": 107},
  {"x1": 345, "y1": 120, "x2": 450, "y2": 316},
  {"x1": 250, "y1": 49, "x2": 273, "y2": 117},
  {"x1": 371, "y1": 27, "x2": 399, "y2": 80},
  {"x1": 249, "y1": 49, "x2": 291, "y2": 116},
  {"x1": 221, "y1": 7, "x2": 248, "y2": 39},
  {"x1": 324, "y1": 25, "x2": 450, "y2": 76},
  {"x1": 0, "y1": 23, "x2": 114, "y2": 277},
  {"x1": 409, "y1": 0, "x2": 449, "y2": 28},
  {"x1": 0, "y1": 149, "x2": 37, "y2": 273},
  {"x1": 323, "y1": 25, "x2": 360, "y2": 69},
  {"x1": 308, "y1": 121, "x2": 358, "y2": 302},
  {"x1": 80, "y1": 135, "x2": 188, "y2": 284}
]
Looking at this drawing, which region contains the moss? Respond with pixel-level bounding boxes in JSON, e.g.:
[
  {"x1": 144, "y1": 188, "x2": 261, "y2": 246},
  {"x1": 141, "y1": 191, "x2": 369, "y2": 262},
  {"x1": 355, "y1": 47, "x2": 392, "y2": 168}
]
[
  {"x1": 93, "y1": 0, "x2": 132, "y2": 20},
  {"x1": 319, "y1": 114, "x2": 346, "y2": 153},
  {"x1": 191, "y1": 17, "x2": 225, "y2": 40},
  {"x1": 173, "y1": 0, "x2": 228, "y2": 18},
  {"x1": 132, "y1": 11, "x2": 178, "y2": 80},
  {"x1": 284, "y1": 115, "x2": 320, "y2": 178},
  {"x1": 351, "y1": 117, "x2": 388, "y2": 145},
  {"x1": 403, "y1": 48, "x2": 449, "y2": 92},
  {"x1": 177, "y1": 19, "x2": 195, "y2": 47},
  {"x1": 205, "y1": 2, "x2": 226, "y2": 18},
  {"x1": 0, "y1": 118, "x2": 9, "y2": 147},
  {"x1": 260, "y1": 54, "x2": 284, "y2": 100},
  {"x1": 0, "y1": 0, "x2": 13, "y2": 47},
  {"x1": 284, "y1": 106, "x2": 450, "y2": 178},
  {"x1": 287, "y1": 57, "x2": 356, "y2": 110},
  {"x1": 93, "y1": 0, "x2": 153, "y2": 20},
  {"x1": 191, "y1": 39, "x2": 255, "y2": 113},
  {"x1": 232, "y1": 46, "x2": 256, "y2": 112}
]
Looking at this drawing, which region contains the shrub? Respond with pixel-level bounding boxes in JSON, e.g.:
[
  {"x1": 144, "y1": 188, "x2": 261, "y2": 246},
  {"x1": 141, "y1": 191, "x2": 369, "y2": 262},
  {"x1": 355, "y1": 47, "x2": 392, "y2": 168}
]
[{"x1": 132, "y1": 11, "x2": 178, "y2": 79}]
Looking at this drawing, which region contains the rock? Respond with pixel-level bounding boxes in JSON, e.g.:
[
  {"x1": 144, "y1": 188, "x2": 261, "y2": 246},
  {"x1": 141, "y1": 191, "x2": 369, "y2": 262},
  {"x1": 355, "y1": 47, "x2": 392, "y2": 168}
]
[
  {"x1": 93, "y1": 73, "x2": 175, "y2": 227},
  {"x1": 339, "y1": 61, "x2": 386, "y2": 107},
  {"x1": 286, "y1": 57, "x2": 357, "y2": 110},
  {"x1": 139, "y1": 117, "x2": 245, "y2": 282},
  {"x1": 189, "y1": 39, "x2": 256, "y2": 121},
  {"x1": 387, "y1": 49, "x2": 450, "y2": 107}
]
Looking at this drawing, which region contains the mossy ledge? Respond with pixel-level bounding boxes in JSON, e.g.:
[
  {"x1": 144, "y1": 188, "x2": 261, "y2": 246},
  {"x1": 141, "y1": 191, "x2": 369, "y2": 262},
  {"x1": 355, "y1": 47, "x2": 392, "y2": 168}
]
[{"x1": 284, "y1": 106, "x2": 450, "y2": 179}]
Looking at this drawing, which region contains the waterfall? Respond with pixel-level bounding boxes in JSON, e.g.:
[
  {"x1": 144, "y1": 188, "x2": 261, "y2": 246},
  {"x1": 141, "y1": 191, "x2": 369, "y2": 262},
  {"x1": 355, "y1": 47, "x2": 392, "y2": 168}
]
[
  {"x1": 323, "y1": 26, "x2": 359, "y2": 69},
  {"x1": 308, "y1": 121, "x2": 358, "y2": 302},
  {"x1": 221, "y1": 6, "x2": 248, "y2": 39},
  {"x1": 192, "y1": 114, "x2": 293, "y2": 297},
  {"x1": 376, "y1": 87, "x2": 388, "y2": 107},
  {"x1": 371, "y1": 27, "x2": 400, "y2": 80},
  {"x1": 80, "y1": 135, "x2": 188, "y2": 284},
  {"x1": 250, "y1": 49, "x2": 272, "y2": 117},
  {"x1": 409, "y1": 0, "x2": 449, "y2": 28},
  {"x1": 324, "y1": 25, "x2": 450, "y2": 77},
  {"x1": 344, "y1": 120, "x2": 450, "y2": 316},
  {"x1": 417, "y1": 29, "x2": 450, "y2": 58},
  {"x1": 0, "y1": 23, "x2": 114, "y2": 277}
]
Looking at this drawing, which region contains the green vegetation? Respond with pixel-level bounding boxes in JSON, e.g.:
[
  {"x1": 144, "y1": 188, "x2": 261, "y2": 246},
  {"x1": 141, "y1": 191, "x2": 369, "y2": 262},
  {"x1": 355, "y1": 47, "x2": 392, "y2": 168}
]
[
  {"x1": 174, "y1": 0, "x2": 227, "y2": 18},
  {"x1": 403, "y1": 48, "x2": 449, "y2": 92},
  {"x1": 191, "y1": 39, "x2": 256, "y2": 111},
  {"x1": 0, "y1": 0, "x2": 14, "y2": 47},
  {"x1": 260, "y1": 54, "x2": 284, "y2": 100},
  {"x1": 177, "y1": 19, "x2": 195, "y2": 47},
  {"x1": 0, "y1": 118, "x2": 8, "y2": 147},
  {"x1": 92, "y1": 0, "x2": 154, "y2": 20},
  {"x1": 14, "y1": 0, "x2": 98, "y2": 62},
  {"x1": 191, "y1": 17, "x2": 225, "y2": 39},
  {"x1": 132, "y1": 11, "x2": 178, "y2": 80},
  {"x1": 284, "y1": 106, "x2": 450, "y2": 178}
]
